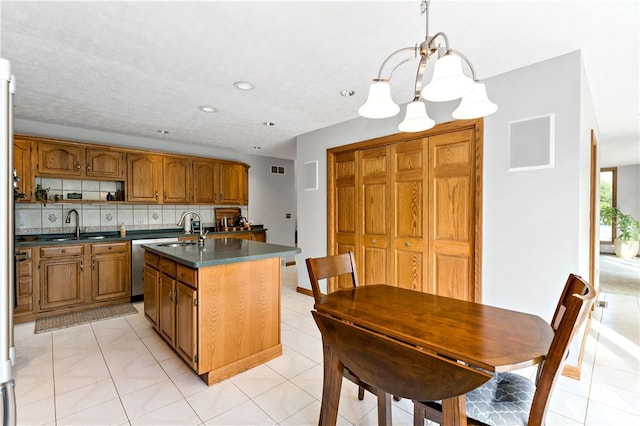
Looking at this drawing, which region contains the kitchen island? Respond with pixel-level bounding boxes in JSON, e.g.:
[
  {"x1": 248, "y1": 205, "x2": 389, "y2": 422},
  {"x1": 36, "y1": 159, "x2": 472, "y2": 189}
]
[{"x1": 142, "y1": 238, "x2": 300, "y2": 385}]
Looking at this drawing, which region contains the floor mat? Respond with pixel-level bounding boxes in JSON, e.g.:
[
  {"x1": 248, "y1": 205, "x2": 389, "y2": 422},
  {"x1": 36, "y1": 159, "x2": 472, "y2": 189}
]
[{"x1": 34, "y1": 304, "x2": 139, "y2": 334}]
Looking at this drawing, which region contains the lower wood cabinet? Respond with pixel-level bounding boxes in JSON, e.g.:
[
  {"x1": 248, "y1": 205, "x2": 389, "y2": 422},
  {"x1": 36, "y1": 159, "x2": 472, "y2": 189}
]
[
  {"x1": 143, "y1": 251, "x2": 281, "y2": 385},
  {"x1": 14, "y1": 241, "x2": 132, "y2": 323}
]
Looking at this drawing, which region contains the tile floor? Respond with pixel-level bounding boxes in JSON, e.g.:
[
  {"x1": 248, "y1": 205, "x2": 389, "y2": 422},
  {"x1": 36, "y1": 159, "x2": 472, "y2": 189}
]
[{"x1": 13, "y1": 266, "x2": 640, "y2": 425}]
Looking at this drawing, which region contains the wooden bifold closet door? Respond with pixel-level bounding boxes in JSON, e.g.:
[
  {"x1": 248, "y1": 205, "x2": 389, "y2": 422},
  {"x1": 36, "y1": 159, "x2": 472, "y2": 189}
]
[{"x1": 327, "y1": 119, "x2": 483, "y2": 302}]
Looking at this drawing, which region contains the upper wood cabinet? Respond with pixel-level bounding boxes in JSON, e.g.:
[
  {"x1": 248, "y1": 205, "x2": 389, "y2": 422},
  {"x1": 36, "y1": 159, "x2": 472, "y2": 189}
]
[
  {"x1": 13, "y1": 136, "x2": 34, "y2": 201},
  {"x1": 86, "y1": 148, "x2": 126, "y2": 180},
  {"x1": 127, "y1": 153, "x2": 163, "y2": 203},
  {"x1": 328, "y1": 120, "x2": 483, "y2": 303},
  {"x1": 163, "y1": 156, "x2": 191, "y2": 203},
  {"x1": 218, "y1": 162, "x2": 247, "y2": 205},
  {"x1": 36, "y1": 141, "x2": 84, "y2": 177},
  {"x1": 193, "y1": 159, "x2": 217, "y2": 204}
]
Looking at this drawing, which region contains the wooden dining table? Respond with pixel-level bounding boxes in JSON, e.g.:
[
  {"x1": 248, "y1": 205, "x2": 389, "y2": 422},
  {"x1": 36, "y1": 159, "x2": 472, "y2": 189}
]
[{"x1": 313, "y1": 285, "x2": 554, "y2": 426}]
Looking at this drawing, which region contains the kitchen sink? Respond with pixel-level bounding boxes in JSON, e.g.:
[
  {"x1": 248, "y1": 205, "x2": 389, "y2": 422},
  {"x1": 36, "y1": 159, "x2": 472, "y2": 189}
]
[
  {"x1": 157, "y1": 241, "x2": 197, "y2": 248},
  {"x1": 50, "y1": 237, "x2": 75, "y2": 242},
  {"x1": 86, "y1": 235, "x2": 107, "y2": 239}
]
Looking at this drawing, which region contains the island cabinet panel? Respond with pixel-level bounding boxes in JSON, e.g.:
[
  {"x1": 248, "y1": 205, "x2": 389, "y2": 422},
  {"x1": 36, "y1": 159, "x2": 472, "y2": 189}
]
[
  {"x1": 143, "y1": 247, "x2": 284, "y2": 386},
  {"x1": 197, "y1": 257, "x2": 281, "y2": 383}
]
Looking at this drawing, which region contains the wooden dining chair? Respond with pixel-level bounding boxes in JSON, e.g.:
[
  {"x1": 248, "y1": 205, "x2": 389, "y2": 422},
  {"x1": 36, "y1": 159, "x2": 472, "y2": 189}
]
[
  {"x1": 413, "y1": 273, "x2": 596, "y2": 426},
  {"x1": 306, "y1": 252, "x2": 392, "y2": 425}
]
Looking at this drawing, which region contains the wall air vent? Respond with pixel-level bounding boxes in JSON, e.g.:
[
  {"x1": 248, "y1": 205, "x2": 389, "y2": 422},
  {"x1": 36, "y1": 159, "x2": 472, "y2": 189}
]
[{"x1": 271, "y1": 165, "x2": 285, "y2": 175}]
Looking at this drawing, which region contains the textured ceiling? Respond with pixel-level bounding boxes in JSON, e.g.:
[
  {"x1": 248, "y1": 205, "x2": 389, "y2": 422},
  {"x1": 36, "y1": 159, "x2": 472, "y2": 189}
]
[{"x1": 1, "y1": 1, "x2": 638, "y2": 164}]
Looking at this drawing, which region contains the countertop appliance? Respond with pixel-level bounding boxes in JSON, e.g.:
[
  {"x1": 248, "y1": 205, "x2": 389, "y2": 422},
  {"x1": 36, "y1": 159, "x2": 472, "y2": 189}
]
[{"x1": 130, "y1": 237, "x2": 179, "y2": 302}]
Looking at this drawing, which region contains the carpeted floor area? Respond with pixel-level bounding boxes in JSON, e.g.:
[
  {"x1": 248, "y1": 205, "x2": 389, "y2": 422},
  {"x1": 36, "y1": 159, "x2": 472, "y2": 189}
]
[
  {"x1": 34, "y1": 303, "x2": 139, "y2": 334},
  {"x1": 599, "y1": 254, "x2": 640, "y2": 297}
]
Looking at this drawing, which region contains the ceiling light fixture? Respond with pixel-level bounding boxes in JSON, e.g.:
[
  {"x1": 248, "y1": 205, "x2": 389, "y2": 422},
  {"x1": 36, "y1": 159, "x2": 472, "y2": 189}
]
[
  {"x1": 157, "y1": 129, "x2": 169, "y2": 134},
  {"x1": 340, "y1": 89, "x2": 355, "y2": 97},
  {"x1": 199, "y1": 106, "x2": 216, "y2": 113},
  {"x1": 359, "y1": 0, "x2": 497, "y2": 132},
  {"x1": 233, "y1": 81, "x2": 254, "y2": 90},
  {"x1": 263, "y1": 121, "x2": 275, "y2": 127}
]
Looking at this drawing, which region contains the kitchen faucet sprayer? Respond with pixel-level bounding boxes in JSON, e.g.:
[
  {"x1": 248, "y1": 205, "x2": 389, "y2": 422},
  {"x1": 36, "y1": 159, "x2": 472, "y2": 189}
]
[
  {"x1": 177, "y1": 211, "x2": 208, "y2": 245},
  {"x1": 64, "y1": 209, "x2": 80, "y2": 238}
]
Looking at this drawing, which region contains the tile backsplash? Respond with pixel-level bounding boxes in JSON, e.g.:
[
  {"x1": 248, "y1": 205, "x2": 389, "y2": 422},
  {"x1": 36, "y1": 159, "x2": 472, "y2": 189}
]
[{"x1": 17, "y1": 178, "x2": 247, "y2": 234}]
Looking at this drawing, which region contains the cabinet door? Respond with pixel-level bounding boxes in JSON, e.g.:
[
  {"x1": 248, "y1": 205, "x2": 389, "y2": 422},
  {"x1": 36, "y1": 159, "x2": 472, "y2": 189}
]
[
  {"x1": 359, "y1": 146, "x2": 391, "y2": 286},
  {"x1": 13, "y1": 137, "x2": 33, "y2": 201},
  {"x1": 127, "y1": 153, "x2": 162, "y2": 202},
  {"x1": 158, "y1": 274, "x2": 175, "y2": 345},
  {"x1": 40, "y1": 257, "x2": 85, "y2": 310},
  {"x1": 193, "y1": 159, "x2": 217, "y2": 204},
  {"x1": 36, "y1": 141, "x2": 84, "y2": 177},
  {"x1": 86, "y1": 148, "x2": 126, "y2": 180},
  {"x1": 15, "y1": 248, "x2": 34, "y2": 315},
  {"x1": 143, "y1": 265, "x2": 160, "y2": 328},
  {"x1": 163, "y1": 156, "x2": 191, "y2": 203},
  {"x1": 176, "y1": 282, "x2": 197, "y2": 369},
  {"x1": 251, "y1": 231, "x2": 266, "y2": 242},
  {"x1": 392, "y1": 139, "x2": 428, "y2": 292},
  {"x1": 218, "y1": 162, "x2": 245, "y2": 205},
  {"x1": 91, "y1": 246, "x2": 130, "y2": 301}
]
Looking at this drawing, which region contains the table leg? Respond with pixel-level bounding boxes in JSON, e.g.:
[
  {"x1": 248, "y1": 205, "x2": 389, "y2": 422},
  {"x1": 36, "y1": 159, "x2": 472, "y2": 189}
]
[
  {"x1": 319, "y1": 341, "x2": 343, "y2": 426},
  {"x1": 377, "y1": 391, "x2": 391, "y2": 426},
  {"x1": 441, "y1": 395, "x2": 467, "y2": 426}
]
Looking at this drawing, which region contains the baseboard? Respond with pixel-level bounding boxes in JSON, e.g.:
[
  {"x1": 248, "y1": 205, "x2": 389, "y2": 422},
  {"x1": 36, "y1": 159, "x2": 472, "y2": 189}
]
[
  {"x1": 296, "y1": 286, "x2": 314, "y2": 298},
  {"x1": 285, "y1": 260, "x2": 296, "y2": 266}
]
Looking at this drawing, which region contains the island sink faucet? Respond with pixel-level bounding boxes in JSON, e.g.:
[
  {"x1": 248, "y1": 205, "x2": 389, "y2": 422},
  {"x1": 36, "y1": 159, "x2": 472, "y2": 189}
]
[
  {"x1": 177, "y1": 211, "x2": 208, "y2": 245},
  {"x1": 64, "y1": 209, "x2": 80, "y2": 238}
]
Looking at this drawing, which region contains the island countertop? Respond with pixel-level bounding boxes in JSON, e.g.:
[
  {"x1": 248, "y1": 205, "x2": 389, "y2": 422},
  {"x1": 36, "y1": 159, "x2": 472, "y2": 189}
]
[{"x1": 142, "y1": 237, "x2": 300, "y2": 268}]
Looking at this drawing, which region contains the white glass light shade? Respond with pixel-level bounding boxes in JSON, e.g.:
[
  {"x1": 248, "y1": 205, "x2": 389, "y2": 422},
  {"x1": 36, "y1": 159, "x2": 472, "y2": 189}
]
[
  {"x1": 422, "y1": 55, "x2": 475, "y2": 102},
  {"x1": 452, "y1": 82, "x2": 498, "y2": 119},
  {"x1": 358, "y1": 81, "x2": 400, "y2": 119},
  {"x1": 397, "y1": 101, "x2": 435, "y2": 132}
]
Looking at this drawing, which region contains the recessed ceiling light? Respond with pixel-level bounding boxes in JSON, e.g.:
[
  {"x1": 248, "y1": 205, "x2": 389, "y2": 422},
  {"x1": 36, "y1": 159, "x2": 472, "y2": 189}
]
[
  {"x1": 199, "y1": 106, "x2": 216, "y2": 113},
  {"x1": 340, "y1": 89, "x2": 355, "y2": 97},
  {"x1": 157, "y1": 129, "x2": 169, "y2": 134},
  {"x1": 234, "y1": 81, "x2": 254, "y2": 90},
  {"x1": 253, "y1": 146, "x2": 262, "y2": 150},
  {"x1": 263, "y1": 122, "x2": 275, "y2": 126}
]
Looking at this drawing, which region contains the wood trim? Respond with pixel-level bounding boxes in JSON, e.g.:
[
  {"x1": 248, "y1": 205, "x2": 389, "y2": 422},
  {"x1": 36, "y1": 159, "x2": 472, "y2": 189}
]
[{"x1": 296, "y1": 286, "x2": 314, "y2": 298}]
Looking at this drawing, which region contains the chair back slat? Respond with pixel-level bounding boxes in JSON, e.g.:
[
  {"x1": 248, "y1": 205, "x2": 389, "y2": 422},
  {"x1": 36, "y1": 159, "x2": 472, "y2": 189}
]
[
  {"x1": 305, "y1": 252, "x2": 359, "y2": 303},
  {"x1": 529, "y1": 273, "x2": 595, "y2": 426}
]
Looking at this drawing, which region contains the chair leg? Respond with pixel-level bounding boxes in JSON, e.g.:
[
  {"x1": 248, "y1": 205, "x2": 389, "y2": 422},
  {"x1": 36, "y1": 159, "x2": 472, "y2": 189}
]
[
  {"x1": 413, "y1": 401, "x2": 426, "y2": 426},
  {"x1": 358, "y1": 385, "x2": 365, "y2": 400},
  {"x1": 377, "y1": 391, "x2": 392, "y2": 426}
]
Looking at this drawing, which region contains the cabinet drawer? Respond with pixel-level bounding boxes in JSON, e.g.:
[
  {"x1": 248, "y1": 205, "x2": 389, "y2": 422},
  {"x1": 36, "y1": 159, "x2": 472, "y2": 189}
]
[
  {"x1": 160, "y1": 258, "x2": 176, "y2": 277},
  {"x1": 18, "y1": 261, "x2": 33, "y2": 277},
  {"x1": 91, "y1": 241, "x2": 129, "y2": 254},
  {"x1": 144, "y1": 251, "x2": 160, "y2": 269},
  {"x1": 39, "y1": 245, "x2": 84, "y2": 258},
  {"x1": 177, "y1": 264, "x2": 197, "y2": 288}
]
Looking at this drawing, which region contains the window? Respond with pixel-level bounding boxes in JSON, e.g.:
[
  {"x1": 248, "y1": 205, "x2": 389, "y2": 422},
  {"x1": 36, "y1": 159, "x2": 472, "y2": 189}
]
[{"x1": 599, "y1": 167, "x2": 617, "y2": 243}]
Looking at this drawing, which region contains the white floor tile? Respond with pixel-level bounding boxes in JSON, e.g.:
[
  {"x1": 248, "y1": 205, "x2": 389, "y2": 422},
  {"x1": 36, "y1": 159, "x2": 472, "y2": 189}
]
[
  {"x1": 119, "y1": 378, "x2": 183, "y2": 420},
  {"x1": 55, "y1": 378, "x2": 119, "y2": 419},
  {"x1": 230, "y1": 363, "x2": 287, "y2": 398},
  {"x1": 251, "y1": 381, "x2": 316, "y2": 423},
  {"x1": 204, "y1": 400, "x2": 277, "y2": 426},
  {"x1": 186, "y1": 379, "x2": 249, "y2": 422},
  {"x1": 55, "y1": 397, "x2": 128, "y2": 426},
  {"x1": 129, "y1": 398, "x2": 201, "y2": 425}
]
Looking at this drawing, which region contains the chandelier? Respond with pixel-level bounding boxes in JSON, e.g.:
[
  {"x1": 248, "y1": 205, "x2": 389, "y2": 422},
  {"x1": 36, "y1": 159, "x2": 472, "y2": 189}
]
[{"x1": 358, "y1": 0, "x2": 497, "y2": 132}]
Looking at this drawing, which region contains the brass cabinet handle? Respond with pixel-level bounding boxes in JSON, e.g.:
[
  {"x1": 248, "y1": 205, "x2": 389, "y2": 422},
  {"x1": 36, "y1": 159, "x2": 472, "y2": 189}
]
[
  {"x1": 80, "y1": 261, "x2": 84, "y2": 272},
  {"x1": 405, "y1": 242, "x2": 410, "y2": 247},
  {"x1": 91, "y1": 260, "x2": 95, "y2": 269},
  {"x1": 87, "y1": 165, "x2": 91, "y2": 171},
  {"x1": 164, "y1": 192, "x2": 167, "y2": 200},
  {"x1": 76, "y1": 162, "x2": 81, "y2": 170},
  {"x1": 371, "y1": 239, "x2": 377, "y2": 244},
  {"x1": 155, "y1": 191, "x2": 159, "y2": 199}
]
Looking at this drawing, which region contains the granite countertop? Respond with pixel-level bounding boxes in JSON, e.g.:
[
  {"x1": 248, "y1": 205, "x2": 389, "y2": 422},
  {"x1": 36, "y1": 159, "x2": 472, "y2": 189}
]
[
  {"x1": 16, "y1": 226, "x2": 267, "y2": 247},
  {"x1": 142, "y1": 238, "x2": 300, "y2": 268}
]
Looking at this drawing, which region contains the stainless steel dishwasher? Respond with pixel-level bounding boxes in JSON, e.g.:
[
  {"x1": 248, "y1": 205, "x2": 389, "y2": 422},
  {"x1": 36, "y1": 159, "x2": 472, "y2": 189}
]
[{"x1": 130, "y1": 237, "x2": 178, "y2": 302}]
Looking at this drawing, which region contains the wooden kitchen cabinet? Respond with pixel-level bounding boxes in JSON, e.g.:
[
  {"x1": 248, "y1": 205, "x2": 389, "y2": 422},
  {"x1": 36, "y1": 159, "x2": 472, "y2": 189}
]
[
  {"x1": 38, "y1": 244, "x2": 86, "y2": 310},
  {"x1": 127, "y1": 153, "x2": 163, "y2": 202},
  {"x1": 36, "y1": 140, "x2": 84, "y2": 177},
  {"x1": 175, "y1": 282, "x2": 197, "y2": 369},
  {"x1": 143, "y1": 251, "x2": 161, "y2": 328},
  {"x1": 90, "y1": 241, "x2": 130, "y2": 302},
  {"x1": 159, "y1": 273, "x2": 176, "y2": 345},
  {"x1": 218, "y1": 162, "x2": 247, "y2": 205},
  {"x1": 13, "y1": 137, "x2": 34, "y2": 201},
  {"x1": 328, "y1": 119, "x2": 483, "y2": 302},
  {"x1": 163, "y1": 156, "x2": 191, "y2": 203},
  {"x1": 86, "y1": 148, "x2": 126, "y2": 180},
  {"x1": 192, "y1": 159, "x2": 217, "y2": 204},
  {"x1": 14, "y1": 248, "x2": 34, "y2": 316}
]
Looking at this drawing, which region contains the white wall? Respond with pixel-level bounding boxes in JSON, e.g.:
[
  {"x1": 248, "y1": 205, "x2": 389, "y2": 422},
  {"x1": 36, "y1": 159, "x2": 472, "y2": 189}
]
[
  {"x1": 296, "y1": 51, "x2": 593, "y2": 320},
  {"x1": 617, "y1": 165, "x2": 640, "y2": 222},
  {"x1": 14, "y1": 119, "x2": 297, "y2": 246}
]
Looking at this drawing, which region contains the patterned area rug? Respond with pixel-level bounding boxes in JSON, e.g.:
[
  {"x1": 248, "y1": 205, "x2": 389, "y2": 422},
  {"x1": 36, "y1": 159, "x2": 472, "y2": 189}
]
[
  {"x1": 34, "y1": 304, "x2": 139, "y2": 334},
  {"x1": 599, "y1": 254, "x2": 640, "y2": 297}
]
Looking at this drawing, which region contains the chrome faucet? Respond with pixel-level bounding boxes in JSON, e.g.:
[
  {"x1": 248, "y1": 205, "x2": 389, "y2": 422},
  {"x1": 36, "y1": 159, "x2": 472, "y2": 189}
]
[
  {"x1": 64, "y1": 209, "x2": 80, "y2": 238},
  {"x1": 177, "y1": 211, "x2": 208, "y2": 245}
]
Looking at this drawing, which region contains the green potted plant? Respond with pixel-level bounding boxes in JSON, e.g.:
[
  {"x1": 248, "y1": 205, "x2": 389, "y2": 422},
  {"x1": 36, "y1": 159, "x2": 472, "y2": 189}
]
[{"x1": 600, "y1": 205, "x2": 640, "y2": 258}]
